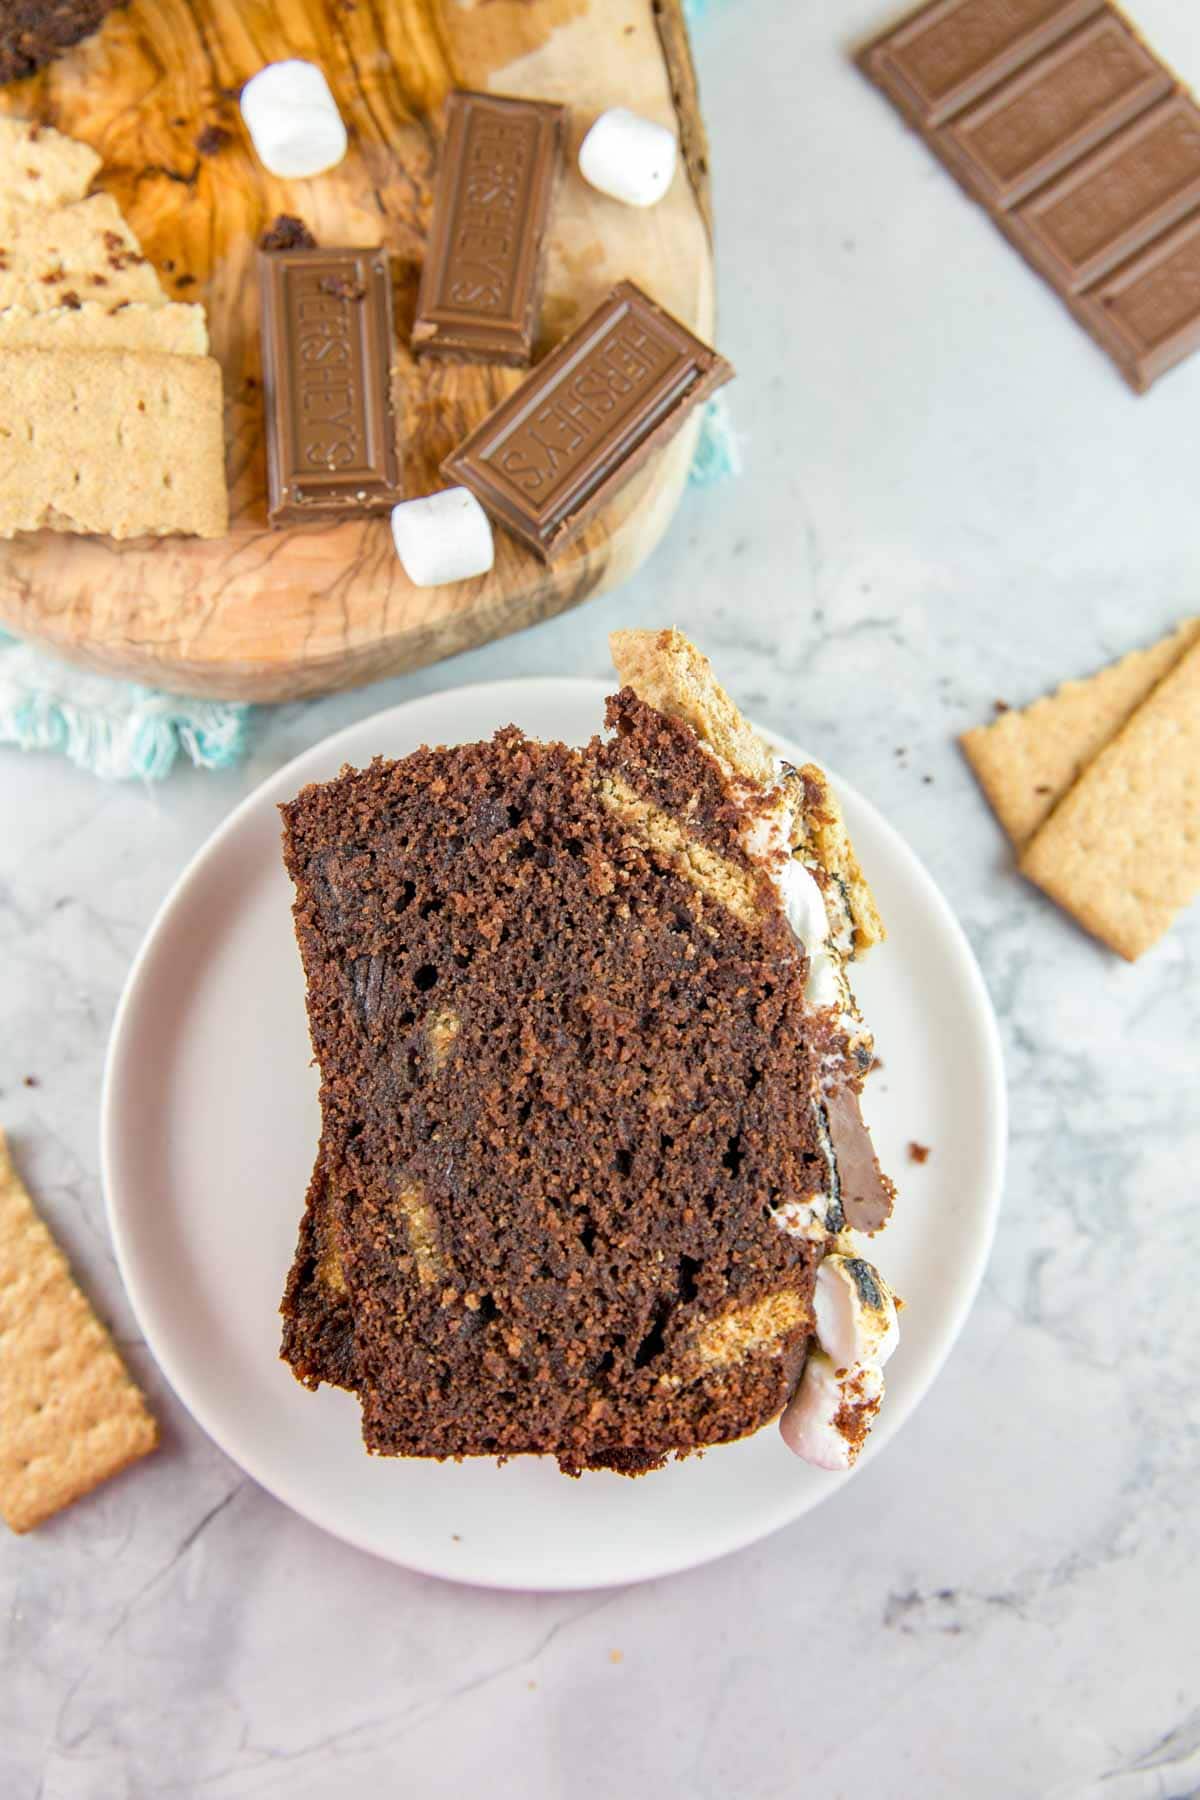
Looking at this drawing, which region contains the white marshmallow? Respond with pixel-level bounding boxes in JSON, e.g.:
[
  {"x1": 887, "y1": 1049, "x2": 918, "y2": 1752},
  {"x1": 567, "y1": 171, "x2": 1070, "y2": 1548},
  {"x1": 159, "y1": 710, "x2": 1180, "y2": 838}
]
[
  {"x1": 240, "y1": 62, "x2": 348, "y2": 179},
  {"x1": 391, "y1": 488, "x2": 494, "y2": 588},
  {"x1": 813, "y1": 1253, "x2": 899, "y2": 1372},
  {"x1": 578, "y1": 108, "x2": 678, "y2": 208},
  {"x1": 779, "y1": 1350, "x2": 884, "y2": 1471}
]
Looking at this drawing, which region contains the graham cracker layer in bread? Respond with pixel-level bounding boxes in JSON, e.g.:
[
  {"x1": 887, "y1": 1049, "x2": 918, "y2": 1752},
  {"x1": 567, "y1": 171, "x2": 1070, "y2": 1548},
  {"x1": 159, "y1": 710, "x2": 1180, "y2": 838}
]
[
  {"x1": 0, "y1": 118, "x2": 99, "y2": 210},
  {"x1": 609, "y1": 626, "x2": 884, "y2": 955},
  {"x1": 0, "y1": 299, "x2": 208, "y2": 355},
  {"x1": 1019, "y1": 638, "x2": 1200, "y2": 961},
  {"x1": 962, "y1": 618, "x2": 1200, "y2": 849},
  {"x1": 0, "y1": 193, "x2": 165, "y2": 312},
  {"x1": 0, "y1": 1130, "x2": 157, "y2": 1534},
  {"x1": 0, "y1": 347, "x2": 227, "y2": 539}
]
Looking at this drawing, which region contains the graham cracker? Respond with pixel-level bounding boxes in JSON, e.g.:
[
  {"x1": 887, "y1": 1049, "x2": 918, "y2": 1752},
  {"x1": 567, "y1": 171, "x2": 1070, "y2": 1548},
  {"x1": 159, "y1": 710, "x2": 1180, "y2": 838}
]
[
  {"x1": 1019, "y1": 638, "x2": 1200, "y2": 960},
  {"x1": 961, "y1": 618, "x2": 1200, "y2": 849},
  {"x1": 0, "y1": 192, "x2": 166, "y2": 312},
  {"x1": 0, "y1": 299, "x2": 208, "y2": 355},
  {"x1": 0, "y1": 118, "x2": 99, "y2": 210},
  {"x1": 0, "y1": 1130, "x2": 157, "y2": 1533},
  {"x1": 0, "y1": 346, "x2": 228, "y2": 539}
]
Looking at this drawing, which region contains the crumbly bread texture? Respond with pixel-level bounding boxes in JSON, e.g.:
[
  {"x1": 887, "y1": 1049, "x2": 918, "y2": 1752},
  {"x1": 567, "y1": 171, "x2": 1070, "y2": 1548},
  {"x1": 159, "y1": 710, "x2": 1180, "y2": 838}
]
[
  {"x1": 0, "y1": 117, "x2": 98, "y2": 208},
  {"x1": 0, "y1": 192, "x2": 164, "y2": 312},
  {"x1": 611, "y1": 627, "x2": 885, "y2": 955},
  {"x1": 0, "y1": 1130, "x2": 157, "y2": 1533},
  {"x1": 280, "y1": 637, "x2": 893, "y2": 1475},
  {"x1": 0, "y1": 299, "x2": 208, "y2": 354},
  {"x1": 961, "y1": 618, "x2": 1200, "y2": 849},
  {"x1": 1019, "y1": 639, "x2": 1200, "y2": 960},
  {"x1": 0, "y1": 347, "x2": 227, "y2": 538},
  {"x1": 0, "y1": 0, "x2": 119, "y2": 85}
]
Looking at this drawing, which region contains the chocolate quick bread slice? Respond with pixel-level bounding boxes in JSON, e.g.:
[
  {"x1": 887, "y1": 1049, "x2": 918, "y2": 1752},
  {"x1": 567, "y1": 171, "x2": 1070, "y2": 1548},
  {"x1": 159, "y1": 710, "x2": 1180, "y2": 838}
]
[{"x1": 280, "y1": 631, "x2": 899, "y2": 1476}]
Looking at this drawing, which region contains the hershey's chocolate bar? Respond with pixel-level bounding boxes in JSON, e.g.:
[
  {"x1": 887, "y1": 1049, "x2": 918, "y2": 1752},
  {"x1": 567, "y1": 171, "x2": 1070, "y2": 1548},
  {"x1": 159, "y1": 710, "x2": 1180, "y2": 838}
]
[
  {"x1": 441, "y1": 280, "x2": 732, "y2": 560},
  {"x1": 258, "y1": 247, "x2": 400, "y2": 527},
  {"x1": 412, "y1": 90, "x2": 565, "y2": 367},
  {"x1": 859, "y1": 0, "x2": 1200, "y2": 391}
]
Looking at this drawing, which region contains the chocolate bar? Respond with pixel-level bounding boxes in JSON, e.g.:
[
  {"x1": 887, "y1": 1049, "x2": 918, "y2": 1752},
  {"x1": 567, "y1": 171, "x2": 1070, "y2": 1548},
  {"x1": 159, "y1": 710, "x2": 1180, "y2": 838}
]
[
  {"x1": 859, "y1": 1, "x2": 1200, "y2": 391},
  {"x1": 258, "y1": 247, "x2": 400, "y2": 527},
  {"x1": 412, "y1": 90, "x2": 565, "y2": 367},
  {"x1": 441, "y1": 280, "x2": 732, "y2": 561}
]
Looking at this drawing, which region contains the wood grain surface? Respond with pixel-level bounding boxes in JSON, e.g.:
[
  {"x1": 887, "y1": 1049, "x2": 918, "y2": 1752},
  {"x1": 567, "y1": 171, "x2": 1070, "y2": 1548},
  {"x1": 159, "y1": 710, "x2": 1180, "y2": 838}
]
[{"x1": 0, "y1": 0, "x2": 714, "y2": 700}]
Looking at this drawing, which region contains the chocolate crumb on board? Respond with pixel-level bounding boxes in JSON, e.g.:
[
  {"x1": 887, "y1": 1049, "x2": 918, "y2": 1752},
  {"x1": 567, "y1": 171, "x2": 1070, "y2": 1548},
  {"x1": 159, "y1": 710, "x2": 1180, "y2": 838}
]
[
  {"x1": 195, "y1": 124, "x2": 231, "y2": 157},
  {"x1": 0, "y1": 0, "x2": 120, "y2": 85},
  {"x1": 994, "y1": 700, "x2": 1010, "y2": 714},
  {"x1": 908, "y1": 1141, "x2": 931, "y2": 1164},
  {"x1": 175, "y1": 273, "x2": 196, "y2": 288},
  {"x1": 23, "y1": 1075, "x2": 38, "y2": 1088},
  {"x1": 259, "y1": 214, "x2": 317, "y2": 253}
]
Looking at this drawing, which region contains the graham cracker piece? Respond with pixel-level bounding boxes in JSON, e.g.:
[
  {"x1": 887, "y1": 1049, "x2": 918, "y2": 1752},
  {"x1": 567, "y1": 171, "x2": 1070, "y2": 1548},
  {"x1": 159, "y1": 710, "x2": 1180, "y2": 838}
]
[
  {"x1": 961, "y1": 618, "x2": 1200, "y2": 849},
  {"x1": 0, "y1": 299, "x2": 208, "y2": 355},
  {"x1": 610, "y1": 627, "x2": 884, "y2": 955},
  {"x1": 1019, "y1": 639, "x2": 1200, "y2": 960},
  {"x1": 0, "y1": 118, "x2": 99, "y2": 210},
  {"x1": 0, "y1": 192, "x2": 166, "y2": 312},
  {"x1": 0, "y1": 1130, "x2": 157, "y2": 1533},
  {"x1": 0, "y1": 346, "x2": 228, "y2": 539},
  {"x1": 791, "y1": 761, "x2": 885, "y2": 957},
  {"x1": 611, "y1": 626, "x2": 777, "y2": 787}
]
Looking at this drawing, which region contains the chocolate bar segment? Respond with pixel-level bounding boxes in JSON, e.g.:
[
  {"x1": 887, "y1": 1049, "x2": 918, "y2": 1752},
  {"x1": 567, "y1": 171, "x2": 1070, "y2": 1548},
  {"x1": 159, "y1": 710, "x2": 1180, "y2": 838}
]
[
  {"x1": 1008, "y1": 95, "x2": 1200, "y2": 293},
  {"x1": 441, "y1": 281, "x2": 732, "y2": 561},
  {"x1": 941, "y1": 15, "x2": 1173, "y2": 209},
  {"x1": 1076, "y1": 212, "x2": 1200, "y2": 391},
  {"x1": 413, "y1": 90, "x2": 565, "y2": 367},
  {"x1": 859, "y1": 1, "x2": 1200, "y2": 391},
  {"x1": 258, "y1": 247, "x2": 400, "y2": 528},
  {"x1": 862, "y1": 0, "x2": 1104, "y2": 129}
]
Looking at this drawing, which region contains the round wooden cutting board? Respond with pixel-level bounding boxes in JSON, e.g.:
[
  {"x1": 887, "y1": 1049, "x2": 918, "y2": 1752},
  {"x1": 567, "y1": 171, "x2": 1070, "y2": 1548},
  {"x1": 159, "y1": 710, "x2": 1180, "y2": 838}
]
[{"x1": 0, "y1": 0, "x2": 714, "y2": 700}]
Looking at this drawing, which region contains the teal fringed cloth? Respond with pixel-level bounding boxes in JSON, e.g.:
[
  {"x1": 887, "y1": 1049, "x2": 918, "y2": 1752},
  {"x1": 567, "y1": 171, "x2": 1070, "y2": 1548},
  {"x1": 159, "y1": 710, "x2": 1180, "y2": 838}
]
[{"x1": 0, "y1": 631, "x2": 250, "y2": 779}]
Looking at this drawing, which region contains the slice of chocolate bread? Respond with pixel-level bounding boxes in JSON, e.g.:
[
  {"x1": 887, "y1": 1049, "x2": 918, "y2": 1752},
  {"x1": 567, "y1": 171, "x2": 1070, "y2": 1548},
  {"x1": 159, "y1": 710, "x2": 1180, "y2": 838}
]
[{"x1": 280, "y1": 631, "x2": 898, "y2": 1476}]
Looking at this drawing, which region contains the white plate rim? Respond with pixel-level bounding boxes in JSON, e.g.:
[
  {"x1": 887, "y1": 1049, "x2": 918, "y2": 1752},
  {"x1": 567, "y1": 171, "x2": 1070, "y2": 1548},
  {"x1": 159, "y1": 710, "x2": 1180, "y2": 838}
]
[{"x1": 101, "y1": 676, "x2": 1007, "y2": 1591}]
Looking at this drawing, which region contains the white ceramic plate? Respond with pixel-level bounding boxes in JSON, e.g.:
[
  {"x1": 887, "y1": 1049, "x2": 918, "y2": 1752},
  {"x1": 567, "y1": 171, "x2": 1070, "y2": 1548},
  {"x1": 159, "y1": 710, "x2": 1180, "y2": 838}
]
[{"x1": 102, "y1": 680, "x2": 1006, "y2": 1591}]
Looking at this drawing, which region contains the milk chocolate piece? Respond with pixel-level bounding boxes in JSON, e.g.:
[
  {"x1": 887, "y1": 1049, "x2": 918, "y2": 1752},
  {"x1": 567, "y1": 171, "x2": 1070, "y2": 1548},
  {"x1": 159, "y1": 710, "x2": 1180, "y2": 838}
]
[
  {"x1": 412, "y1": 90, "x2": 565, "y2": 367},
  {"x1": 441, "y1": 280, "x2": 732, "y2": 561},
  {"x1": 258, "y1": 247, "x2": 400, "y2": 528},
  {"x1": 1077, "y1": 211, "x2": 1200, "y2": 390},
  {"x1": 859, "y1": 0, "x2": 1200, "y2": 391},
  {"x1": 825, "y1": 1086, "x2": 895, "y2": 1236}
]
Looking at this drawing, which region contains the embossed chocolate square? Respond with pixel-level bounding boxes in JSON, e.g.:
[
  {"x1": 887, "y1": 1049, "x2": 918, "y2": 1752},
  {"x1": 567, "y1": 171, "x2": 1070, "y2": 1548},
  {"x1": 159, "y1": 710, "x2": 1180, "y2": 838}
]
[
  {"x1": 412, "y1": 90, "x2": 565, "y2": 368},
  {"x1": 258, "y1": 247, "x2": 401, "y2": 528},
  {"x1": 441, "y1": 280, "x2": 733, "y2": 561}
]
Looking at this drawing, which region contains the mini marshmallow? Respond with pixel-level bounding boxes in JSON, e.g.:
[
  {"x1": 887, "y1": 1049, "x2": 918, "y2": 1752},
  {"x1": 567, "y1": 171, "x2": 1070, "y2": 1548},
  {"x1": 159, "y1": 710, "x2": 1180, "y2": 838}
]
[
  {"x1": 578, "y1": 108, "x2": 678, "y2": 208},
  {"x1": 391, "y1": 488, "x2": 494, "y2": 588},
  {"x1": 779, "y1": 1350, "x2": 884, "y2": 1471},
  {"x1": 240, "y1": 61, "x2": 348, "y2": 179},
  {"x1": 813, "y1": 1253, "x2": 900, "y2": 1373}
]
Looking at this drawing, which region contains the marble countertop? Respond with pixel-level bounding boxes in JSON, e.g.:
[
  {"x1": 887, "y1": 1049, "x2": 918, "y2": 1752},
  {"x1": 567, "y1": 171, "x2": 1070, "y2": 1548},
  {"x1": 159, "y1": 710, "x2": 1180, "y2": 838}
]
[{"x1": 3, "y1": 2, "x2": 1199, "y2": 1794}]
